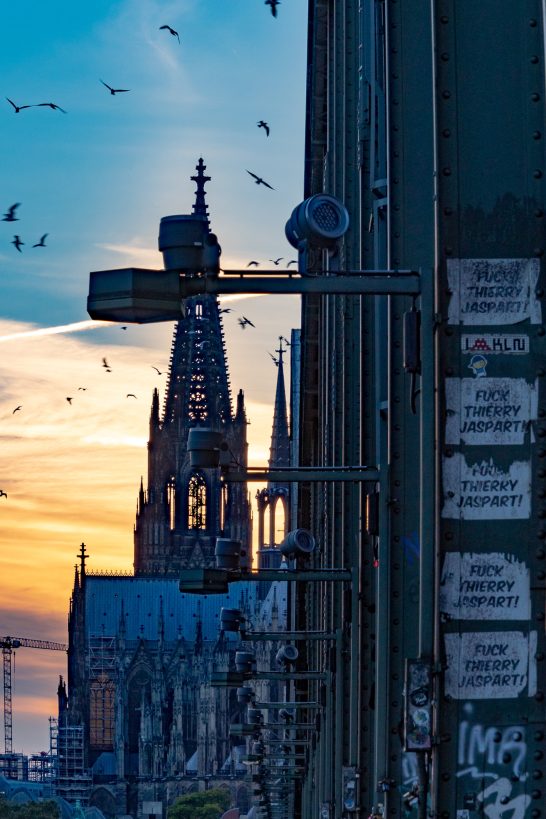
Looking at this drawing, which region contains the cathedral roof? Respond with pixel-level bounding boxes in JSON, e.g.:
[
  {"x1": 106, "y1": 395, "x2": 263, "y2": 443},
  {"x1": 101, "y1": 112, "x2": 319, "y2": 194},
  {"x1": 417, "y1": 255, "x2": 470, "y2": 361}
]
[{"x1": 84, "y1": 576, "x2": 255, "y2": 644}]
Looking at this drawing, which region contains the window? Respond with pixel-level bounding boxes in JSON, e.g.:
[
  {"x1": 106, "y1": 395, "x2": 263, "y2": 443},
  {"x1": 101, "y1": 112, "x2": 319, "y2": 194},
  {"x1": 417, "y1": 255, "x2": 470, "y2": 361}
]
[
  {"x1": 89, "y1": 674, "x2": 115, "y2": 749},
  {"x1": 188, "y1": 473, "x2": 207, "y2": 529}
]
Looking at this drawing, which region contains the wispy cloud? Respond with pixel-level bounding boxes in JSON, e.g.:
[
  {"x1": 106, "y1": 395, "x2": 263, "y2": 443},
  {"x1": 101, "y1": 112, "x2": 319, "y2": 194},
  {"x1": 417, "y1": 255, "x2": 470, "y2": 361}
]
[{"x1": 0, "y1": 320, "x2": 112, "y2": 344}]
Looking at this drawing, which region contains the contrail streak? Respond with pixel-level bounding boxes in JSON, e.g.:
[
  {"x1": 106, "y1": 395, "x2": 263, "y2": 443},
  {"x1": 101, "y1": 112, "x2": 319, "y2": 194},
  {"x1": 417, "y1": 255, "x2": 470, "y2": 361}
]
[
  {"x1": 0, "y1": 320, "x2": 112, "y2": 343},
  {"x1": 0, "y1": 294, "x2": 264, "y2": 343}
]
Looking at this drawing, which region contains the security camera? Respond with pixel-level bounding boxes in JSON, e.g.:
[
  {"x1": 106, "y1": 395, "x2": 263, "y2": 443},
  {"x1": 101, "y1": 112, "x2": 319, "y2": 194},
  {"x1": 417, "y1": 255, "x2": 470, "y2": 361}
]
[
  {"x1": 280, "y1": 528, "x2": 316, "y2": 560},
  {"x1": 275, "y1": 644, "x2": 299, "y2": 668},
  {"x1": 215, "y1": 538, "x2": 242, "y2": 571},
  {"x1": 285, "y1": 194, "x2": 349, "y2": 250},
  {"x1": 235, "y1": 650, "x2": 256, "y2": 674}
]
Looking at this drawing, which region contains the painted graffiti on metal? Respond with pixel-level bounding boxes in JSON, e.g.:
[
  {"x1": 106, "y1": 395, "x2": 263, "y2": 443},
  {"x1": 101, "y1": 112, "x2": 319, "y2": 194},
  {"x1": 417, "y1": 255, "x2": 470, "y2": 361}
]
[
  {"x1": 442, "y1": 455, "x2": 531, "y2": 519},
  {"x1": 439, "y1": 553, "x2": 530, "y2": 620}
]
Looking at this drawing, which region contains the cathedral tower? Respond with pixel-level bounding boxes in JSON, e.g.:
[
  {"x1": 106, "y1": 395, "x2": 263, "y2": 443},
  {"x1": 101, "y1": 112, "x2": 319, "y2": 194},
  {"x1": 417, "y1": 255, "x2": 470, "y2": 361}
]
[{"x1": 134, "y1": 159, "x2": 251, "y2": 574}]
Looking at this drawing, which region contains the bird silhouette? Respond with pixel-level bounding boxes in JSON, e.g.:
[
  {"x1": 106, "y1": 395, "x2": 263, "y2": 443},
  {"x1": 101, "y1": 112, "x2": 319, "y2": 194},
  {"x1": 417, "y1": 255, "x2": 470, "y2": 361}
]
[
  {"x1": 32, "y1": 234, "x2": 48, "y2": 248},
  {"x1": 12, "y1": 235, "x2": 23, "y2": 252},
  {"x1": 159, "y1": 25, "x2": 180, "y2": 43},
  {"x1": 126, "y1": 393, "x2": 137, "y2": 399},
  {"x1": 36, "y1": 102, "x2": 67, "y2": 113},
  {"x1": 6, "y1": 98, "x2": 31, "y2": 113},
  {"x1": 219, "y1": 307, "x2": 232, "y2": 313},
  {"x1": 12, "y1": 406, "x2": 21, "y2": 414},
  {"x1": 2, "y1": 203, "x2": 20, "y2": 222},
  {"x1": 0, "y1": 490, "x2": 7, "y2": 499},
  {"x1": 66, "y1": 397, "x2": 73, "y2": 404},
  {"x1": 246, "y1": 261, "x2": 260, "y2": 267},
  {"x1": 268, "y1": 352, "x2": 279, "y2": 366},
  {"x1": 269, "y1": 257, "x2": 283, "y2": 265},
  {"x1": 151, "y1": 366, "x2": 163, "y2": 375},
  {"x1": 78, "y1": 387, "x2": 87, "y2": 391},
  {"x1": 265, "y1": 0, "x2": 280, "y2": 17},
  {"x1": 246, "y1": 170, "x2": 274, "y2": 190},
  {"x1": 120, "y1": 326, "x2": 127, "y2": 330},
  {"x1": 238, "y1": 316, "x2": 255, "y2": 329},
  {"x1": 281, "y1": 336, "x2": 291, "y2": 346},
  {"x1": 102, "y1": 357, "x2": 111, "y2": 372},
  {"x1": 257, "y1": 120, "x2": 270, "y2": 136},
  {"x1": 100, "y1": 80, "x2": 130, "y2": 95},
  {"x1": 286, "y1": 259, "x2": 298, "y2": 267}
]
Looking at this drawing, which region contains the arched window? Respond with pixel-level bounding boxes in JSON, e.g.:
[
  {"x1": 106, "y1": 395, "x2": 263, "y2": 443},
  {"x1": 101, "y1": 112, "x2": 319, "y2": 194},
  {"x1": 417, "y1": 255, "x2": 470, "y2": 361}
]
[
  {"x1": 188, "y1": 473, "x2": 207, "y2": 529},
  {"x1": 89, "y1": 674, "x2": 115, "y2": 749}
]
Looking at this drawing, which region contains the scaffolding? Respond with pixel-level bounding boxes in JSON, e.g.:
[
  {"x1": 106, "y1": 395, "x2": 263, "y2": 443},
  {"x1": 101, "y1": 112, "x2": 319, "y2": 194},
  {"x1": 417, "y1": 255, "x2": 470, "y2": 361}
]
[
  {"x1": 0, "y1": 753, "x2": 27, "y2": 780},
  {"x1": 50, "y1": 718, "x2": 92, "y2": 805}
]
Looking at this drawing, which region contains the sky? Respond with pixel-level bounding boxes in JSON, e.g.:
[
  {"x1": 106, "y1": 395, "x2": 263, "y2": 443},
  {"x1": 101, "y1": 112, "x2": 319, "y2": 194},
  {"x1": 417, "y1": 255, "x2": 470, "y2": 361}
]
[{"x1": 0, "y1": 0, "x2": 307, "y2": 754}]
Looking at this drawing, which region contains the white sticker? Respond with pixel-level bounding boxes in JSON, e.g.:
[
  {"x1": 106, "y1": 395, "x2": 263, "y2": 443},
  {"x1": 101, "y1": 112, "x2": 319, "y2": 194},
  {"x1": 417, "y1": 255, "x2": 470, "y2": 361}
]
[
  {"x1": 439, "y1": 553, "x2": 530, "y2": 620},
  {"x1": 448, "y1": 258, "x2": 541, "y2": 325},
  {"x1": 445, "y1": 378, "x2": 538, "y2": 446},
  {"x1": 442, "y1": 455, "x2": 531, "y2": 520},
  {"x1": 462, "y1": 334, "x2": 530, "y2": 355},
  {"x1": 444, "y1": 631, "x2": 537, "y2": 699}
]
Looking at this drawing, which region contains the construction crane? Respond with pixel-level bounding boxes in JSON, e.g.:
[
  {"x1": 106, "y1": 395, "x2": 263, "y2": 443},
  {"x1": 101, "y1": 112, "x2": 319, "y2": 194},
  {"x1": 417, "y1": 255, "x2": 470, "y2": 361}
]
[{"x1": 1, "y1": 635, "x2": 68, "y2": 754}]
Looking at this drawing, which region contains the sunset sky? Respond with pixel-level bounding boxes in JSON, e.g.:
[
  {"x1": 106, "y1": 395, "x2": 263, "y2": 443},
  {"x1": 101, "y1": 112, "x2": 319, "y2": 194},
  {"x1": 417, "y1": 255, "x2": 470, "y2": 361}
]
[{"x1": 0, "y1": 0, "x2": 306, "y2": 753}]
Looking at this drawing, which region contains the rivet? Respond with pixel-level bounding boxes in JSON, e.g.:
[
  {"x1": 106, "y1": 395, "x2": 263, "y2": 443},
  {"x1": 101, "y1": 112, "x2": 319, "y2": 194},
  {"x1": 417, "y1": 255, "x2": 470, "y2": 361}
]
[
  {"x1": 442, "y1": 772, "x2": 451, "y2": 781},
  {"x1": 445, "y1": 327, "x2": 454, "y2": 336},
  {"x1": 444, "y1": 447, "x2": 454, "y2": 458},
  {"x1": 502, "y1": 753, "x2": 512, "y2": 763},
  {"x1": 534, "y1": 770, "x2": 544, "y2": 779},
  {"x1": 534, "y1": 731, "x2": 544, "y2": 741},
  {"x1": 535, "y1": 751, "x2": 544, "y2": 760},
  {"x1": 538, "y1": 368, "x2": 546, "y2": 376},
  {"x1": 530, "y1": 19, "x2": 538, "y2": 27},
  {"x1": 445, "y1": 368, "x2": 454, "y2": 376},
  {"x1": 536, "y1": 548, "x2": 546, "y2": 558},
  {"x1": 444, "y1": 207, "x2": 453, "y2": 215},
  {"x1": 531, "y1": 810, "x2": 541, "y2": 819},
  {"x1": 445, "y1": 532, "x2": 454, "y2": 541},
  {"x1": 537, "y1": 652, "x2": 545, "y2": 660},
  {"x1": 534, "y1": 169, "x2": 543, "y2": 179},
  {"x1": 442, "y1": 90, "x2": 451, "y2": 100},
  {"x1": 445, "y1": 246, "x2": 453, "y2": 255},
  {"x1": 532, "y1": 790, "x2": 543, "y2": 799},
  {"x1": 537, "y1": 572, "x2": 546, "y2": 581},
  {"x1": 538, "y1": 428, "x2": 546, "y2": 437},
  {"x1": 531, "y1": 55, "x2": 540, "y2": 64},
  {"x1": 538, "y1": 326, "x2": 546, "y2": 335},
  {"x1": 535, "y1": 692, "x2": 545, "y2": 701},
  {"x1": 441, "y1": 52, "x2": 449, "y2": 61},
  {"x1": 537, "y1": 530, "x2": 546, "y2": 540},
  {"x1": 534, "y1": 132, "x2": 542, "y2": 140},
  {"x1": 537, "y1": 612, "x2": 545, "y2": 621},
  {"x1": 539, "y1": 409, "x2": 546, "y2": 417},
  {"x1": 535, "y1": 249, "x2": 544, "y2": 257},
  {"x1": 532, "y1": 93, "x2": 541, "y2": 101},
  {"x1": 443, "y1": 167, "x2": 452, "y2": 176},
  {"x1": 539, "y1": 487, "x2": 546, "y2": 496},
  {"x1": 442, "y1": 129, "x2": 451, "y2": 138}
]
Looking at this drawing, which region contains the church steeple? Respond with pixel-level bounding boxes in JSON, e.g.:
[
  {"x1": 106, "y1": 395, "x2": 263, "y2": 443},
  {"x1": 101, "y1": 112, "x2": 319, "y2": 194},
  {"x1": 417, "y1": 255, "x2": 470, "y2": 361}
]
[
  {"x1": 133, "y1": 161, "x2": 251, "y2": 576},
  {"x1": 268, "y1": 337, "x2": 290, "y2": 474}
]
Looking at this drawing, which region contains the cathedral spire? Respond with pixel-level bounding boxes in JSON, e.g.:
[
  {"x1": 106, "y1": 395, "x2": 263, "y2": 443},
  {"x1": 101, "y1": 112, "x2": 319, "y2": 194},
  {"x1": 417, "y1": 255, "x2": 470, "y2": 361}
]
[
  {"x1": 78, "y1": 543, "x2": 88, "y2": 580},
  {"x1": 268, "y1": 338, "x2": 290, "y2": 472}
]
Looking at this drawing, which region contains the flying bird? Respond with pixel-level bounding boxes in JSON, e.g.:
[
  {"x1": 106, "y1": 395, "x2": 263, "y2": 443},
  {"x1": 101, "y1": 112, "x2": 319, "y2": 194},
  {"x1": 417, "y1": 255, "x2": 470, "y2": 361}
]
[
  {"x1": 0, "y1": 490, "x2": 7, "y2": 498},
  {"x1": 100, "y1": 80, "x2": 130, "y2": 95},
  {"x1": 78, "y1": 387, "x2": 87, "y2": 391},
  {"x1": 66, "y1": 397, "x2": 73, "y2": 404},
  {"x1": 102, "y1": 357, "x2": 111, "y2": 372},
  {"x1": 246, "y1": 170, "x2": 274, "y2": 190},
  {"x1": 159, "y1": 25, "x2": 180, "y2": 43},
  {"x1": 151, "y1": 366, "x2": 163, "y2": 375},
  {"x1": 36, "y1": 102, "x2": 67, "y2": 113},
  {"x1": 32, "y1": 234, "x2": 48, "y2": 248},
  {"x1": 269, "y1": 257, "x2": 283, "y2": 265},
  {"x1": 120, "y1": 326, "x2": 127, "y2": 330},
  {"x1": 238, "y1": 316, "x2": 255, "y2": 329},
  {"x1": 286, "y1": 259, "x2": 298, "y2": 267},
  {"x1": 257, "y1": 120, "x2": 270, "y2": 136},
  {"x1": 2, "y1": 203, "x2": 20, "y2": 222},
  {"x1": 6, "y1": 98, "x2": 31, "y2": 113},
  {"x1": 12, "y1": 406, "x2": 21, "y2": 414},
  {"x1": 246, "y1": 261, "x2": 259, "y2": 267},
  {"x1": 265, "y1": 0, "x2": 280, "y2": 17},
  {"x1": 281, "y1": 336, "x2": 291, "y2": 346},
  {"x1": 268, "y1": 352, "x2": 279, "y2": 366},
  {"x1": 12, "y1": 235, "x2": 23, "y2": 252},
  {"x1": 219, "y1": 307, "x2": 232, "y2": 314},
  {"x1": 126, "y1": 393, "x2": 137, "y2": 399}
]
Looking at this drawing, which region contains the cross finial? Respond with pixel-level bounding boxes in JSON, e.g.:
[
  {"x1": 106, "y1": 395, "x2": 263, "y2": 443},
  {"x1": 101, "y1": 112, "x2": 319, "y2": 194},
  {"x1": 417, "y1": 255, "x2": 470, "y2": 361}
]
[
  {"x1": 191, "y1": 157, "x2": 211, "y2": 221},
  {"x1": 275, "y1": 336, "x2": 286, "y2": 365}
]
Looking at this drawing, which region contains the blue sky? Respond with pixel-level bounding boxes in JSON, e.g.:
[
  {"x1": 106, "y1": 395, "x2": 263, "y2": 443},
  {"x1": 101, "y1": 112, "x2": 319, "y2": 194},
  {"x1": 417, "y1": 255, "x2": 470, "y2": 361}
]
[{"x1": 0, "y1": 0, "x2": 306, "y2": 754}]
